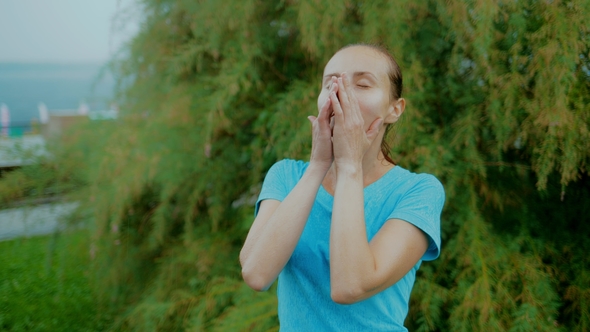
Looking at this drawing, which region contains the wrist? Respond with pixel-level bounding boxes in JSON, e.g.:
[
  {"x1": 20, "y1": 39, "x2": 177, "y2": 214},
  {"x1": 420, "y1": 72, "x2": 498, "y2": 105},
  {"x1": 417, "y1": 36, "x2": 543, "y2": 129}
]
[
  {"x1": 307, "y1": 160, "x2": 331, "y2": 177},
  {"x1": 334, "y1": 162, "x2": 362, "y2": 178}
]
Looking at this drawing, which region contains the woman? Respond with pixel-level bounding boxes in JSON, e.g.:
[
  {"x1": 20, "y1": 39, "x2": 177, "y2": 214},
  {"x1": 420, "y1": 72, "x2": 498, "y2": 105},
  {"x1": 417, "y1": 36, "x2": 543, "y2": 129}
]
[{"x1": 240, "y1": 44, "x2": 445, "y2": 331}]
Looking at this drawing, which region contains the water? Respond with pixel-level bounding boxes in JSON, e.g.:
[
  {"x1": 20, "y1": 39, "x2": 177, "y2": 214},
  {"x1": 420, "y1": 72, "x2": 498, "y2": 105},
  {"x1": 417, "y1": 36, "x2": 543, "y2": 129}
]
[{"x1": 0, "y1": 63, "x2": 115, "y2": 131}]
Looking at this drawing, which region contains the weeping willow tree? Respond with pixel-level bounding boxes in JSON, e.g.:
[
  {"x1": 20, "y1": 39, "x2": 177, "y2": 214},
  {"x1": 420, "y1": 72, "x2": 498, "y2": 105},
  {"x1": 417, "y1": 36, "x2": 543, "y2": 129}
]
[{"x1": 2, "y1": 0, "x2": 587, "y2": 330}]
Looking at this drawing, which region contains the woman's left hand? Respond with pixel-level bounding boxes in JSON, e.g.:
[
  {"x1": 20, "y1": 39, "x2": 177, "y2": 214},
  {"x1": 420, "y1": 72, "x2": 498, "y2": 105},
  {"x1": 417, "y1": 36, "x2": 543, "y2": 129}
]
[{"x1": 329, "y1": 73, "x2": 383, "y2": 169}]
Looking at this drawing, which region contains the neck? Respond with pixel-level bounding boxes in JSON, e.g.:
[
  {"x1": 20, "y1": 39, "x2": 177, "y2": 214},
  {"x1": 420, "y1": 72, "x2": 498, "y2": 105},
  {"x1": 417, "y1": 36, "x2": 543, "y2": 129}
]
[{"x1": 323, "y1": 149, "x2": 394, "y2": 193}]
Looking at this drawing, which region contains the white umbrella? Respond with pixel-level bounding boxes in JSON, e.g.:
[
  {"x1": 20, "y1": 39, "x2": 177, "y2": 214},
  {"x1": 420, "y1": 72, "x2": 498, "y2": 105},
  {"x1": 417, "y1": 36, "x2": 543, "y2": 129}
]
[
  {"x1": 38, "y1": 103, "x2": 49, "y2": 124},
  {"x1": 1, "y1": 103, "x2": 10, "y2": 137}
]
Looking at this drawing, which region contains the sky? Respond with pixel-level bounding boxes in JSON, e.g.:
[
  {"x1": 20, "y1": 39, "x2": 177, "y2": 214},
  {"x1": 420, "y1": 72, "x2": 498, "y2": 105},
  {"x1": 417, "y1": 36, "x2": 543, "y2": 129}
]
[{"x1": 0, "y1": 0, "x2": 139, "y2": 63}]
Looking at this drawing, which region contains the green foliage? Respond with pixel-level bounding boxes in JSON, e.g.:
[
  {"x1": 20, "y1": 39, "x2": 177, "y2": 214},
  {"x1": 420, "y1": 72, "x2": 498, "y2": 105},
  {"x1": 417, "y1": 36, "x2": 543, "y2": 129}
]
[
  {"x1": 0, "y1": 161, "x2": 80, "y2": 208},
  {"x1": 0, "y1": 232, "x2": 113, "y2": 331},
  {"x1": 1, "y1": 0, "x2": 588, "y2": 330}
]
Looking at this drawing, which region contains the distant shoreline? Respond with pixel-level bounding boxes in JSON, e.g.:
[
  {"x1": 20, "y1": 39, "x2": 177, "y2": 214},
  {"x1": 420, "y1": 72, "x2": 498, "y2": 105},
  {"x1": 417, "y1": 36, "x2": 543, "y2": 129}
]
[{"x1": 0, "y1": 62, "x2": 115, "y2": 124}]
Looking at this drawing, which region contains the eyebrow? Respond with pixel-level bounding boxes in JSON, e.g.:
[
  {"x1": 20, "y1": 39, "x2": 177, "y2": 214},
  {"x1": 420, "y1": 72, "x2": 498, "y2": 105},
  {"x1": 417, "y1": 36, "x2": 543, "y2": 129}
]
[{"x1": 323, "y1": 71, "x2": 378, "y2": 81}]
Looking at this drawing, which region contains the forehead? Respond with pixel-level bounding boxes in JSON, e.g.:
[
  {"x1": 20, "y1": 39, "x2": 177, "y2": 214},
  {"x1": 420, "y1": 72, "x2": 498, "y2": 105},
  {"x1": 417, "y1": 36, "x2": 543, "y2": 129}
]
[{"x1": 323, "y1": 46, "x2": 390, "y2": 80}]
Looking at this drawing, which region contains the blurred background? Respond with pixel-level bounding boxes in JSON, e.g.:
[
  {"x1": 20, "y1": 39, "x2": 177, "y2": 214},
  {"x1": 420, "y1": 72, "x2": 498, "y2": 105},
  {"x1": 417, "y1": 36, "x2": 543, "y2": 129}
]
[
  {"x1": 0, "y1": 1, "x2": 589, "y2": 331},
  {"x1": 0, "y1": 0, "x2": 138, "y2": 132},
  {"x1": 0, "y1": 0, "x2": 138, "y2": 330}
]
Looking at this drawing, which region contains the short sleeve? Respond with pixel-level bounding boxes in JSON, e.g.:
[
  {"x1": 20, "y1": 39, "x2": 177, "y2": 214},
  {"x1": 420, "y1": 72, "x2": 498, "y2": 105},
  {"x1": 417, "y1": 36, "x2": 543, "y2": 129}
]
[
  {"x1": 388, "y1": 175, "x2": 445, "y2": 261},
  {"x1": 254, "y1": 160, "x2": 292, "y2": 216}
]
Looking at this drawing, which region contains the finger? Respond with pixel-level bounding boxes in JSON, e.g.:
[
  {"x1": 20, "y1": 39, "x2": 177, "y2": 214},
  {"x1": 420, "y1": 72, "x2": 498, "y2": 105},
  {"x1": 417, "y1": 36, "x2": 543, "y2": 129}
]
[
  {"x1": 320, "y1": 81, "x2": 336, "y2": 112},
  {"x1": 341, "y1": 72, "x2": 362, "y2": 122},
  {"x1": 319, "y1": 96, "x2": 331, "y2": 123},
  {"x1": 366, "y1": 117, "x2": 384, "y2": 142},
  {"x1": 312, "y1": 96, "x2": 333, "y2": 134},
  {"x1": 341, "y1": 72, "x2": 352, "y2": 97},
  {"x1": 330, "y1": 76, "x2": 339, "y2": 102},
  {"x1": 330, "y1": 90, "x2": 344, "y2": 125},
  {"x1": 330, "y1": 116, "x2": 335, "y2": 136},
  {"x1": 336, "y1": 75, "x2": 351, "y2": 119}
]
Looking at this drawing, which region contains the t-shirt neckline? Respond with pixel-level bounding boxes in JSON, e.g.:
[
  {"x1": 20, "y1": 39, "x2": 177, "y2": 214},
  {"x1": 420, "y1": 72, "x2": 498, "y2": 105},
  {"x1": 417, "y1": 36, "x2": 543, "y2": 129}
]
[{"x1": 318, "y1": 165, "x2": 403, "y2": 198}]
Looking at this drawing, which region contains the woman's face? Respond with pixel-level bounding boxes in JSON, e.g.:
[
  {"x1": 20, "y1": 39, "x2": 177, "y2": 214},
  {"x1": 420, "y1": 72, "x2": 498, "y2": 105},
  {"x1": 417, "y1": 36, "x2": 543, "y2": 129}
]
[{"x1": 317, "y1": 46, "x2": 399, "y2": 131}]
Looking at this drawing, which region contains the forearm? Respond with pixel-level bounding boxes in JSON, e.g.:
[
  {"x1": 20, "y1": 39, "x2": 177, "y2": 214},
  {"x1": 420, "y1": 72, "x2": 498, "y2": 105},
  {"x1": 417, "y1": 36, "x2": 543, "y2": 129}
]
[
  {"x1": 240, "y1": 163, "x2": 328, "y2": 291},
  {"x1": 329, "y1": 164, "x2": 378, "y2": 303}
]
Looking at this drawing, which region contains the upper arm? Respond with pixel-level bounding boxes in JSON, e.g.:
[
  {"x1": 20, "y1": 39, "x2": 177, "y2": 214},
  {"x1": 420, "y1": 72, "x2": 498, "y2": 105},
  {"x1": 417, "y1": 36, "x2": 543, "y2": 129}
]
[
  {"x1": 239, "y1": 199, "x2": 281, "y2": 266},
  {"x1": 250, "y1": 199, "x2": 282, "y2": 240},
  {"x1": 362, "y1": 175, "x2": 444, "y2": 297},
  {"x1": 240, "y1": 159, "x2": 290, "y2": 265},
  {"x1": 365, "y1": 218, "x2": 429, "y2": 295},
  {"x1": 388, "y1": 175, "x2": 445, "y2": 261}
]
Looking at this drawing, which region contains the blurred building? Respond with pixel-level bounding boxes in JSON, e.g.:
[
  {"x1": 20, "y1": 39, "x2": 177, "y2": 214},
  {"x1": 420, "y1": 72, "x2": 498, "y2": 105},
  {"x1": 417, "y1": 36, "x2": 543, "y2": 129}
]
[{"x1": 0, "y1": 102, "x2": 118, "y2": 171}]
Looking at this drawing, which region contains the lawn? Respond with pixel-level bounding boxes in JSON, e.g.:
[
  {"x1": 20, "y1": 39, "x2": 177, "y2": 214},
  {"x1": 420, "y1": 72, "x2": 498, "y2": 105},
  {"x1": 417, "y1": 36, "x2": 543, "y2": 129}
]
[{"x1": 0, "y1": 231, "x2": 112, "y2": 331}]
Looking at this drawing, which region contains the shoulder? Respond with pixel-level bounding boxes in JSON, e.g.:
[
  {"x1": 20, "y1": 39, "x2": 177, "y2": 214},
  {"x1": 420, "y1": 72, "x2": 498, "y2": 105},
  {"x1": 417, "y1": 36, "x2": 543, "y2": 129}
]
[
  {"x1": 392, "y1": 166, "x2": 445, "y2": 199},
  {"x1": 256, "y1": 159, "x2": 308, "y2": 215},
  {"x1": 266, "y1": 159, "x2": 309, "y2": 179},
  {"x1": 260, "y1": 159, "x2": 309, "y2": 191},
  {"x1": 270, "y1": 158, "x2": 308, "y2": 170},
  {"x1": 384, "y1": 166, "x2": 445, "y2": 261}
]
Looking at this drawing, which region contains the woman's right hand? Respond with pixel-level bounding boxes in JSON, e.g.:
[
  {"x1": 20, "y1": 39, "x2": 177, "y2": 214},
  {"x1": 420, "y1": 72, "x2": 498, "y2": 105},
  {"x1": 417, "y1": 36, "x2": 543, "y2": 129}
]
[{"x1": 308, "y1": 82, "x2": 337, "y2": 171}]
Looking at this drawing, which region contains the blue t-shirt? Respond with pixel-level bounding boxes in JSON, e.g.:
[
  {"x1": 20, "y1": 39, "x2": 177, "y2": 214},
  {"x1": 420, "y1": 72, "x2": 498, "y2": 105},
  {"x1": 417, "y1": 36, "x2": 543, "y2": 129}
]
[{"x1": 255, "y1": 159, "x2": 445, "y2": 331}]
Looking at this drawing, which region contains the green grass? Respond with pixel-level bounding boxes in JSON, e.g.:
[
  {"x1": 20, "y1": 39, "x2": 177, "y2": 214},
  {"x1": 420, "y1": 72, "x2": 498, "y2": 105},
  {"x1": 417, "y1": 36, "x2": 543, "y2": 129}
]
[{"x1": 0, "y1": 231, "x2": 112, "y2": 331}]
